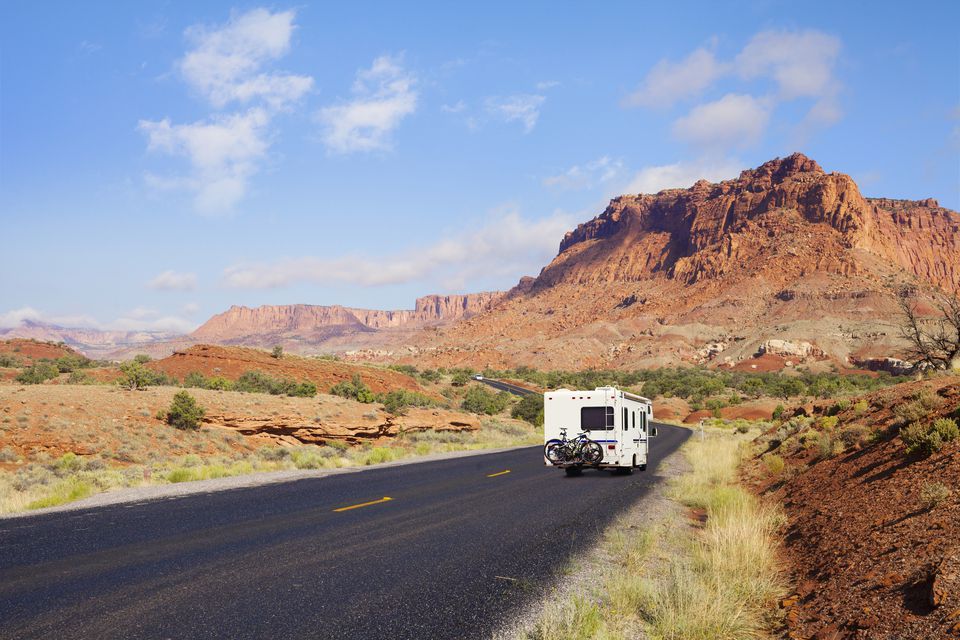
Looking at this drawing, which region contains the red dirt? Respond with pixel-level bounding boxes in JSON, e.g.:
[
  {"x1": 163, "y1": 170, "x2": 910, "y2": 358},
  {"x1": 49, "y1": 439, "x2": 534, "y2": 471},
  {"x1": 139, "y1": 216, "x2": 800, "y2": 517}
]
[
  {"x1": 730, "y1": 354, "x2": 789, "y2": 372},
  {"x1": 148, "y1": 344, "x2": 430, "y2": 396},
  {"x1": 750, "y1": 377, "x2": 960, "y2": 639},
  {"x1": 0, "y1": 339, "x2": 80, "y2": 364}
]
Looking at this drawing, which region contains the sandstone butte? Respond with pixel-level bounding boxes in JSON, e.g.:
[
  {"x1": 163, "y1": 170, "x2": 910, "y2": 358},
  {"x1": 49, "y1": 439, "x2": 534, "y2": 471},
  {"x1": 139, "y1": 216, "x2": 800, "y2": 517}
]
[{"x1": 401, "y1": 153, "x2": 959, "y2": 371}]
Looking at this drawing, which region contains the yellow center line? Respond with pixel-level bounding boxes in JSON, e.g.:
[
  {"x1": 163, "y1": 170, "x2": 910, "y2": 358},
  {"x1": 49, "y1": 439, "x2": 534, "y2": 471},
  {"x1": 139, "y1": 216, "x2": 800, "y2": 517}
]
[
  {"x1": 332, "y1": 496, "x2": 393, "y2": 512},
  {"x1": 487, "y1": 469, "x2": 511, "y2": 478}
]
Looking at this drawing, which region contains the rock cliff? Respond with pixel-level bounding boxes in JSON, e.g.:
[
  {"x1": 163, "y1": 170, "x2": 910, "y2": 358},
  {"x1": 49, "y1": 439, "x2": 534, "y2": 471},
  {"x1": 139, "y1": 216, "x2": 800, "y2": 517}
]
[{"x1": 411, "y1": 154, "x2": 959, "y2": 370}]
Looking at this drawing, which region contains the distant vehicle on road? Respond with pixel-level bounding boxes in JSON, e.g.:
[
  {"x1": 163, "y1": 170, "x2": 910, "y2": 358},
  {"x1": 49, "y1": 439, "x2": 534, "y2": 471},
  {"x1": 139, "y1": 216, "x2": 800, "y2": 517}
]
[
  {"x1": 544, "y1": 387, "x2": 656, "y2": 476},
  {"x1": 473, "y1": 374, "x2": 484, "y2": 380}
]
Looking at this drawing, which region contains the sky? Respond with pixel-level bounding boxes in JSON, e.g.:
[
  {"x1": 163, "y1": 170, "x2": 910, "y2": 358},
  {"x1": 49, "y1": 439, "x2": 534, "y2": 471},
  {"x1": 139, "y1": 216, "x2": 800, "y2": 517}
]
[{"x1": 1, "y1": 0, "x2": 958, "y2": 334}]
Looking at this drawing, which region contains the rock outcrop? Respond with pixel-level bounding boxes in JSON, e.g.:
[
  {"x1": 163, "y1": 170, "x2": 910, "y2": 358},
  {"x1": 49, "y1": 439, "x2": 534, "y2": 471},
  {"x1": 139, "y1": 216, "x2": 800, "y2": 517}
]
[
  {"x1": 413, "y1": 154, "x2": 959, "y2": 370},
  {"x1": 191, "y1": 292, "x2": 505, "y2": 347}
]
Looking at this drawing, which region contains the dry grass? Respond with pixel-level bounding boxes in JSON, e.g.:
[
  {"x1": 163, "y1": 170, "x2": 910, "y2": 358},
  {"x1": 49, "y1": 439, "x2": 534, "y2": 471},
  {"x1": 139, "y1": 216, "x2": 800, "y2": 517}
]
[{"x1": 522, "y1": 428, "x2": 783, "y2": 640}]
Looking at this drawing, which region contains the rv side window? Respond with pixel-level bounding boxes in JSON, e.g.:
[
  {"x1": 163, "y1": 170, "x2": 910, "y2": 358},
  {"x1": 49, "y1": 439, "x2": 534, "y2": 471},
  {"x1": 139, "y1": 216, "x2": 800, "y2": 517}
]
[{"x1": 581, "y1": 406, "x2": 614, "y2": 431}]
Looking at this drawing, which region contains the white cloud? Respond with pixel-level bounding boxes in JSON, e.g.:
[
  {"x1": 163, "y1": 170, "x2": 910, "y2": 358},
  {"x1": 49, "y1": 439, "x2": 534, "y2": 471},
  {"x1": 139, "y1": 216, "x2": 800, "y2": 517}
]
[
  {"x1": 441, "y1": 100, "x2": 466, "y2": 113},
  {"x1": 183, "y1": 302, "x2": 201, "y2": 315},
  {"x1": 736, "y1": 30, "x2": 841, "y2": 100},
  {"x1": 543, "y1": 156, "x2": 624, "y2": 190},
  {"x1": 623, "y1": 47, "x2": 728, "y2": 108},
  {"x1": 535, "y1": 80, "x2": 560, "y2": 91},
  {"x1": 222, "y1": 208, "x2": 574, "y2": 289},
  {"x1": 179, "y1": 8, "x2": 313, "y2": 109},
  {"x1": 620, "y1": 158, "x2": 743, "y2": 194},
  {"x1": 0, "y1": 307, "x2": 195, "y2": 333},
  {"x1": 672, "y1": 94, "x2": 771, "y2": 149},
  {"x1": 317, "y1": 55, "x2": 418, "y2": 153},
  {"x1": 146, "y1": 270, "x2": 199, "y2": 291},
  {"x1": 485, "y1": 94, "x2": 545, "y2": 133},
  {"x1": 140, "y1": 8, "x2": 311, "y2": 213},
  {"x1": 139, "y1": 108, "x2": 270, "y2": 214}
]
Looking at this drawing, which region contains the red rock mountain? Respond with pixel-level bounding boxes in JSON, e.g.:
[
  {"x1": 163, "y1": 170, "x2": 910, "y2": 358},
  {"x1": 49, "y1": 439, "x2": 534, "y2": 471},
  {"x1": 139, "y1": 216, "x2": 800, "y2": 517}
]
[
  {"x1": 407, "y1": 154, "x2": 959, "y2": 370},
  {"x1": 191, "y1": 292, "x2": 505, "y2": 348}
]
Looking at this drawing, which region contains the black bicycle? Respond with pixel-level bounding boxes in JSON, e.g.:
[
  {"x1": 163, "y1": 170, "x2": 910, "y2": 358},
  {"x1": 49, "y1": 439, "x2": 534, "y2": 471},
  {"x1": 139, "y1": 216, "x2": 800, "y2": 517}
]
[{"x1": 544, "y1": 428, "x2": 604, "y2": 465}]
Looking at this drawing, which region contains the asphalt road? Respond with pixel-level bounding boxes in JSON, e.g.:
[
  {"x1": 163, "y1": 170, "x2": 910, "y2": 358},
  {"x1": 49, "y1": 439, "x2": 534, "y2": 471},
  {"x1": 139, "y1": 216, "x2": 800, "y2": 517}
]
[
  {"x1": 475, "y1": 378, "x2": 537, "y2": 396},
  {"x1": 0, "y1": 423, "x2": 689, "y2": 640}
]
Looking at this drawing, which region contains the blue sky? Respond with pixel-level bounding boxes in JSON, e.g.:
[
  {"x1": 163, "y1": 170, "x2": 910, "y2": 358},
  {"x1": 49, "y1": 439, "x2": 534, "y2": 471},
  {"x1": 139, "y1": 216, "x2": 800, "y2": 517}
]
[{"x1": 1, "y1": 0, "x2": 958, "y2": 333}]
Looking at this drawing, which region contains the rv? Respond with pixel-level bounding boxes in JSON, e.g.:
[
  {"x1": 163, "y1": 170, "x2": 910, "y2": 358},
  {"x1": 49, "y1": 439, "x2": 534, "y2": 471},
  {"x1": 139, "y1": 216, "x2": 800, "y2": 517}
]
[{"x1": 544, "y1": 387, "x2": 656, "y2": 475}]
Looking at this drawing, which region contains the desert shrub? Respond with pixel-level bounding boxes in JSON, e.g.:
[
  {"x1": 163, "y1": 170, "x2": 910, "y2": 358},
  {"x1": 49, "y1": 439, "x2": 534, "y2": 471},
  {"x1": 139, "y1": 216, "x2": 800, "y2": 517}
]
[
  {"x1": 183, "y1": 371, "x2": 207, "y2": 388},
  {"x1": 27, "y1": 477, "x2": 93, "y2": 509},
  {"x1": 257, "y1": 447, "x2": 291, "y2": 462},
  {"x1": 839, "y1": 424, "x2": 870, "y2": 449},
  {"x1": 762, "y1": 454, "x2": 785, "y2": 476},
  {"x1": 772, "y1": 404, "x2": 785, "y2": 421},
  {"x1": 894, "y1": 389, "x2": 945, "y2": 426},
  {"x1": 511, "y1": 393, "x2": 544, "y2": 426},
  {"x1": 271, "y1": 346, "x2": 283, "y2": 359},
  {"x1": 388, "y1": 364, "x2": 418, "y2": 376},
  {"x1": 54, "y1": 452, "x2": 81, "y2": 473},
  {"x1": 133, "y1": 354, "x2": 152, "y2": 364},
  {"x1": 920, "y1": 482, "x2": 952, "y2": 509},
  {"x1": 329, "y1": 374, "x2": 375, "y2": 403},
  {"x1": 900, "y1": 418, "x2": 959, "y2": 456},
  {"x1": 163, "y1": 391, "x2": 205, "y2": 430},
  {"x1": 461, "y1": 386, "x2": 510, "y2": 415},
  {"x1": 451, "y1": 371, "x2": 471, "y2": 387},
  {"x1": 0, "y1": 354, "x2": 20, "y2": 367},
  {"x1": 379, "y1": 389, "x2": 434, "y2": 415},
  {"x1": 290, "y1": 446, "x2": 338, "y2": 469},
  {"x1": 52, "y1": 354, "x2": 92, "y2": 373},
  {"x1": 362, "y1": 447, "x2": 397, "y2": 465},
  {"x1": 817, "y1": 415, "x2": 839, "y2": 431},
  {"x1": 15, "y1": 363, "x2": 59, "y2": 384},
  {"x1": 853, "y1": 400, "x2": 869, "y2": 415},
  {"x1": 235, "y1": 370, "x2": 315, "y2": 397},
  {"x1": 419, "y1": 369, "x2": 441, "y2": 383},
  {"x1": 817, "y1": 431, "x2": 841, "y2": 459},
  {"x1": 66, "y1": 370, "x2": 93, "y2": 384},
  {"x1": 828, "y1": 399, "x2": 851, "y2": 415},
  {"x1": 117, "y1": 361, "x2": 172, "y2": 390}
]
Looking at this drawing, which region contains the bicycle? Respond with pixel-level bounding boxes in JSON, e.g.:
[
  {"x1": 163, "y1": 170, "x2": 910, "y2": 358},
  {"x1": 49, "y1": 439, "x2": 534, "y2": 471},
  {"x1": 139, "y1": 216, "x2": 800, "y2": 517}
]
[{"x1": 544, "y1": 428, "x2": 604, "y2": 465}]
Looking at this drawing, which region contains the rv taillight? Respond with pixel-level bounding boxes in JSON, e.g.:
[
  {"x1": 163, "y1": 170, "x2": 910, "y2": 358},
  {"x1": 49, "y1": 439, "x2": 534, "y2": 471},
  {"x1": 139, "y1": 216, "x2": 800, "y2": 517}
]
[{"x1": 607, "y1": 444, "x2": 615, "y2": 450}]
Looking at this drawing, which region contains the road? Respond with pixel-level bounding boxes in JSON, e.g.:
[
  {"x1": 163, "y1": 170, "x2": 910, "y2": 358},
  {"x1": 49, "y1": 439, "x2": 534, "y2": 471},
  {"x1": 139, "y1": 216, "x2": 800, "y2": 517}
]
[
  {"x1": 0, "y1": 424, "x2": 689, "y2": 640},
  {"x1": 475, "y1": 377, "x2": 537, "y2": 397}
]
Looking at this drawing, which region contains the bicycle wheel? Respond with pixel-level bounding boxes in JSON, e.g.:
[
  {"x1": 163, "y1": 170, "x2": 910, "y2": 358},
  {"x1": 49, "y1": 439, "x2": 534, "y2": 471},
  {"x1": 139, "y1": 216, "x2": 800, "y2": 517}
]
[
  {"x1": 582, "y1": 440, "x2": 604, "y2": 464},
  {"x1": 544, "y1": 440, "x2": 565, "y2": 464}
]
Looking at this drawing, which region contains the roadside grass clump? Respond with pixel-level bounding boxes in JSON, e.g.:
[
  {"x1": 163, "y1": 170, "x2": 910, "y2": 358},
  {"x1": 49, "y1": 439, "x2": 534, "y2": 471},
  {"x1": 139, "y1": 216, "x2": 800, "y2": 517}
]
[
  {"x1": 900, "y1": 417, "x2": 959, "y2": 456},
  {"x1": 460, "y1": 385, "x2": 511, "y2": 415},
  {"x1": 920, "y1": 481, "x2": 952, "y2": 509},
  {"x1": 647, "y1": 436, "x2": 784, "y2": 640},
  {"x1": 329, "y1": 374, "x2": 376, "y2": 403},
  {"x1": 162, "y1": 391, "x2": 206, "y2": 431},
  {"x1": 525, "y1": 596, "x2": 609, "y2": 640},
  {"x1": 26, "y1": 477, "x2": 94, "y2": 510},
  {"x1": 289, "y1": 446, "x2": 341, "y2": 469},
  {"x1": 762, "y1": 454, "x2": 785, "y2": 477},
  {"x1": 360, "y1": 447, "x2": 397, "y2": 466},
  {"x1": 15, "y1": 363, "x2": 60, "y2": 384}
]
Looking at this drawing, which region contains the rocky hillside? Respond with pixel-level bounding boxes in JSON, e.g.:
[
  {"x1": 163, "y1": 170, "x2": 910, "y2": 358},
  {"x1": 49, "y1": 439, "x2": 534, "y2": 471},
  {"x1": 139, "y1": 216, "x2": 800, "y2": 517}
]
[
  {"x1": 191, "y1": 292, "x2": 504, "y2": 350},
  {"x1": 0, "y1": 321, "x2": 181, "y2": 360},
  {"x1": 406, "y1": 154, "x2": 959, "y2": 370},
  {"x1": 749, "y1": 376, "x2": 960, "y2": 639}
]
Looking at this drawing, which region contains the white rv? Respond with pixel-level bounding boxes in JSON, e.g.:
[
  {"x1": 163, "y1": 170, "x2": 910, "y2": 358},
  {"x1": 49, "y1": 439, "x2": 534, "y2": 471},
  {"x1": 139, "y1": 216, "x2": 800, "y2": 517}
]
[{"x1": 544, "y1": 387, "x2": 656, "y2": 475}]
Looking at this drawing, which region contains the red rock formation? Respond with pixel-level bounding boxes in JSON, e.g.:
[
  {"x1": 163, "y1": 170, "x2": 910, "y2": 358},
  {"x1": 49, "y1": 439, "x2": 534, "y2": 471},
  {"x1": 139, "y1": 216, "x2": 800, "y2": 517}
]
[
  {"x1": 413, "y1": 154, "x2": 959, "y2": 370},
  {"x1": 191, "y1": 292, "x2": 505, "y2": 344}
]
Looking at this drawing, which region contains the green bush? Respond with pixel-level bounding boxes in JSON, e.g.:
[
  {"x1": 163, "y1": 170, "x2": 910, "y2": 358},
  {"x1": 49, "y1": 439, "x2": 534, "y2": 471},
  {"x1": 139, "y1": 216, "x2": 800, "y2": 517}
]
[
  {"x1": 920, "y1": 481, "x2": 952, "y2": 509},
  {"x1": 164, "y1": 391, "x2": 205, "y2": 430},
  {"x1": 901, "y1": 418, "x2": 959, "y2": 456},
  {"x1": 839, "y1": 424, "x2": 870, "y2": 449},
  {"x1": 133, "y1": 354, "x2": 152, "y2": 364},
  {"x1": 379, "y1": 389, "x2": 434, "y2": 415},
  {"x1": 66, "y1": 370, "x2": 93, "y2": 384},
  {"x1": 53, "y1": 354, "x2": 92, "y2": 373},
  {"x1": 271, "y1": 346, "x2": 283, "y2": 359},
  {"x1": 461, "y1": 386, "x2": 510, "y2": 415},
  {"x1": 772, "y1": 404, "x2": 785, "y2": 420},
  {"x1": 419, "y1": 369, "x2": 441, "y2": 383},
  {"x1": 511, "y1": 394, "x2": 544, "y2": 426},
  {"x1": 117, "y1": 361, "x2": 172, "y2": 390},
  {"x1": 235, "y1": 370, "x2": 316, "y2": 397},
  {"x1": 15, "y1": 363, "x2": 60, "y2": 384},
  {"x1": 329, "y1": 374, "x2": 375, "y2": 403},
  {"x1": 388, "y1": 364, "x2": 418, "y2": 376},
  {"x1": 451, "y1": 371, "x2": 471, "y2": 387},
  {"x1": 762, "y1": 454, "x2": 785, "y2": 476},
  {"x1": 0, "y1": 353, "x2": 20, "y2": 367}
]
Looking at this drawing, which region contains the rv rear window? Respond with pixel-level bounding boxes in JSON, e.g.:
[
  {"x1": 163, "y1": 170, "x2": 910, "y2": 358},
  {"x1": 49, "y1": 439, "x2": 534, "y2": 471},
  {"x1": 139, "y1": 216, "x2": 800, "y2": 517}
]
[{"x1": 581, "y1": 406, "x2": 614, "y2": 431}]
